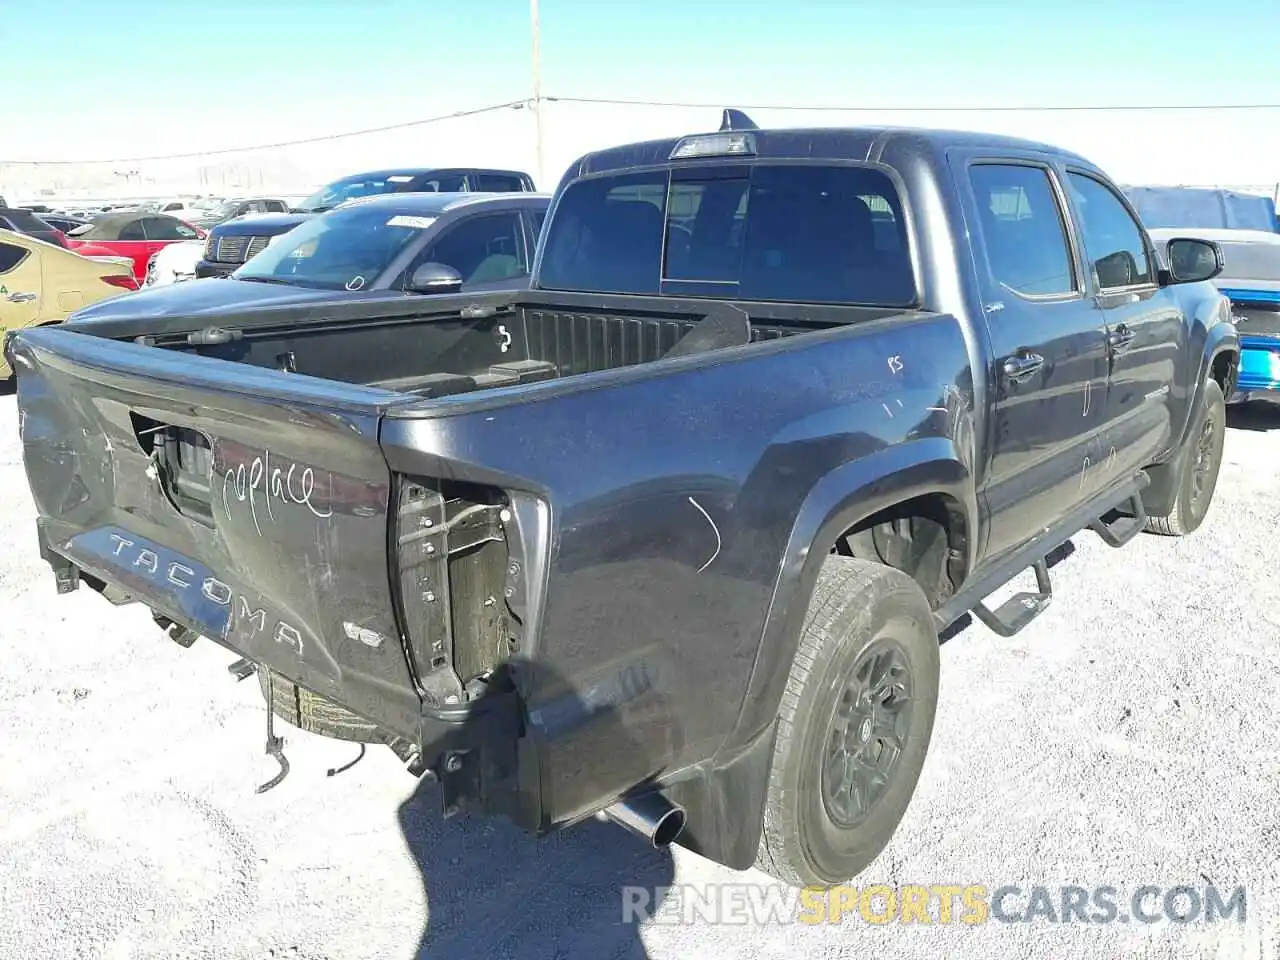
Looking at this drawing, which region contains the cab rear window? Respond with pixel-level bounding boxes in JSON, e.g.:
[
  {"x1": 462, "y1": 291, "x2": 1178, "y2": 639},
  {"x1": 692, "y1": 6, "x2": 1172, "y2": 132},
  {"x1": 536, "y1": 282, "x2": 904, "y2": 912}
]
[{"x1": 538, "y1": 163, "x2": 915, "y2": 306}]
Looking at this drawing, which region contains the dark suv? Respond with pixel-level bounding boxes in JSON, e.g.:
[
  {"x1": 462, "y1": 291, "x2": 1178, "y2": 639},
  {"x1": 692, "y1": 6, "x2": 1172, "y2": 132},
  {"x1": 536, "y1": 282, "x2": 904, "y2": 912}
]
[
  {"x1": 194, "y1": 167, "x2": 536, "y2": 278},
  {"x1": 0, "y1": 207, "x2": 68, "y2": 247}
]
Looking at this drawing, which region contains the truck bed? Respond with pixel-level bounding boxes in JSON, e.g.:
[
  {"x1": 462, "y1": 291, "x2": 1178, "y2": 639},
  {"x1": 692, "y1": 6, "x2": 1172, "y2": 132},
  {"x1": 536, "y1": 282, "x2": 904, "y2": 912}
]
[{"x1": 63, "y1": 290, "x2": 907, "y2": 399}]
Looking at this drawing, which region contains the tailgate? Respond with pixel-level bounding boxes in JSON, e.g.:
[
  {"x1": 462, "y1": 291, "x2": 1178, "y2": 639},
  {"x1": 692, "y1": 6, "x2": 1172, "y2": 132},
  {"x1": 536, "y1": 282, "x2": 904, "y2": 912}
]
[{"x1": 8, "y1": 327, "x2": 424, "y2": 739}]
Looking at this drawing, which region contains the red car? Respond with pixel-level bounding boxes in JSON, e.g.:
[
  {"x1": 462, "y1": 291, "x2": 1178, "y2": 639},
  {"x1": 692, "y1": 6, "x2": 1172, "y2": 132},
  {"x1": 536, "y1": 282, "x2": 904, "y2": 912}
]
[{"x1": 66, "y1": 213, "x2": 205, "y2": 283}]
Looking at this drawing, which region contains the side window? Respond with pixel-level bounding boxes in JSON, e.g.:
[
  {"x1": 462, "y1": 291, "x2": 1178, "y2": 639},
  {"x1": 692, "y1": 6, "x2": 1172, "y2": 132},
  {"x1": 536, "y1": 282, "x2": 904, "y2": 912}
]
[
  {"x1": 0, "y1": 242, "x2": 30, "y2": 273},
  {"x1": 1066, "y1": 172, "x2": 1153, "y2": 289},
  {"x1": 421, "y1": 213, "x2": 528, "y2": 284},
  {"x1": 266, "y1": 200, "x2": 287, "y2": 212},
  {"x1": 530, "y1": 211, "x2": 547, "y2": 239},
  {"x1": 162, "y1": 202, "x2": 183, "y2": 212},
  {"x1": 424, "y1": 175, "x2": 468, "y2": 192},
  {"x1": 967, "y1": 163, "x2": 1077, "y2": 297},
  {"x1": 142, "y1": 217, "x2": 194, "y2": 241},
  {"x1": 118, "y1": 220, "x2": 147, "y2": 241},
  {"x1": 476, "y1": 174, "x2": 526, "y2": 192}
]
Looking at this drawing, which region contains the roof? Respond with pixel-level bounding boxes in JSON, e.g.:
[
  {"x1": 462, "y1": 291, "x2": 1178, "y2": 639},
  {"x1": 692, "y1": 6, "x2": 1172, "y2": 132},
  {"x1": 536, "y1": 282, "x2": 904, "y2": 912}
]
[
  {"x1": 326, "y1": 192, "x2": 550, "y2": 216},
  {"x1": 334, "y1": 167, "x2": 530, "y2": 180},
  {"x1": 73, "y1": 211, "x2": 188, "y2": 240},
  {"x1": 564, "y1": 122, "x2": 1094, "y2": 181}
]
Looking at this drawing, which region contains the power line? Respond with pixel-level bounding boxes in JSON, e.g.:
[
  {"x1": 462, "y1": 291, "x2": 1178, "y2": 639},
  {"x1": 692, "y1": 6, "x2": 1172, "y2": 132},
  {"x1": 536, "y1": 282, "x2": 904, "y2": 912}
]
[
  {"x1": 548, "y1": 95, "x2": 1280, "y2": 113},
  {"x1": 7, "y1": 93, "x2": 1280, "y2": 167},
  {"x1": 1, "y1": 99, "x2": 532, "y2": 166}
]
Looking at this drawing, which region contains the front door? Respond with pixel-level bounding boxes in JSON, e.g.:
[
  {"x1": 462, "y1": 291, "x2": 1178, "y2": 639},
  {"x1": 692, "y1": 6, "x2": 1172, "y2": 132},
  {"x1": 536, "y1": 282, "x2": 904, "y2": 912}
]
[
  {"x1": 1061, "y1": 171, "x2": 1186, "y2": 484},
  {"x1": 960, "y1": 158, "x2": 1110, "y2": 560}
]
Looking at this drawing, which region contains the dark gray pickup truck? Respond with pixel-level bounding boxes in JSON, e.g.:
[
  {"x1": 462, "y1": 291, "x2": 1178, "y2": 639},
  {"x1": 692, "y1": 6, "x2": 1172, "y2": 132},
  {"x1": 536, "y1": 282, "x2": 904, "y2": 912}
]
[{"x1": 5, "y1": 111, "x2": 1239, "y2": 888}]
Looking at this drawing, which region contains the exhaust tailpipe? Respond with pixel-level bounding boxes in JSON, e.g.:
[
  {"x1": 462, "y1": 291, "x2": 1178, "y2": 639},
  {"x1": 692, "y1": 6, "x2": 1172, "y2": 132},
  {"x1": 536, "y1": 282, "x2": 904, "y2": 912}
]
[{"x1": 602, "y1": 791, "x2": 687, "y2": 848}]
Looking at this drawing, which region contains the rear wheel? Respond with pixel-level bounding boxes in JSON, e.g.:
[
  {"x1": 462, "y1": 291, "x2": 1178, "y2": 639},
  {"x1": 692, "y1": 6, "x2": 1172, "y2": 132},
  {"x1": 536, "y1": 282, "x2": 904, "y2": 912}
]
[
  {"x1": 754, "y1": 556, "x2": 940, "y2": 888},
  {"x1": 1145, "y1": 377, "x2": 1226, "y2": 537},
  {"x1": 257, "y1": 670, "x2": 385, "y2": 744}
]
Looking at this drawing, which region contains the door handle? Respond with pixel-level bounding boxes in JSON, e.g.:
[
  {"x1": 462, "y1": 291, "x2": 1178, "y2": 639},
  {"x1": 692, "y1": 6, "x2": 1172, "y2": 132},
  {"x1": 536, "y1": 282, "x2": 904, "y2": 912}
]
[
  {"x1": 1002, "y1": 352, "x2": 1045, "y2": 381},
  {"x1": 6, "y1": 291, "x2": 37, "y2": 303},
  {"x1": 1107, "y1": 325, "x2": 1136, "y2": 350}
]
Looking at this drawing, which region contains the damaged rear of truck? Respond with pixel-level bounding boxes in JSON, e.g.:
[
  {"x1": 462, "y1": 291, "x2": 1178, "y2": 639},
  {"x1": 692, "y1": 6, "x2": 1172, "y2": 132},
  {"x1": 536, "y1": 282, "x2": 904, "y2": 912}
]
[{"x1": 5, "y1": 116, "x2": 1234, "y2": 888}]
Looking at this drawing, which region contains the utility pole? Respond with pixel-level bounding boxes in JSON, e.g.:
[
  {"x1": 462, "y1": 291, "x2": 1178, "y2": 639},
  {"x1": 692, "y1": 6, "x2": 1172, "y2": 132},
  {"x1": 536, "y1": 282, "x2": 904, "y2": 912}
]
[{"x1": 530, "y1": 0, "x2": 545, "y2": 188}]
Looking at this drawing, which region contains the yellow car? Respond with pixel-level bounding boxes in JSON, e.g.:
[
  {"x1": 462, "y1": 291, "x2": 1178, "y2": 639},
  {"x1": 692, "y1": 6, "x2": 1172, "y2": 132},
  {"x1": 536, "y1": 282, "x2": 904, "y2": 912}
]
[{"x1": 0, "y1": 228, "x2": 139, "y2": 379}]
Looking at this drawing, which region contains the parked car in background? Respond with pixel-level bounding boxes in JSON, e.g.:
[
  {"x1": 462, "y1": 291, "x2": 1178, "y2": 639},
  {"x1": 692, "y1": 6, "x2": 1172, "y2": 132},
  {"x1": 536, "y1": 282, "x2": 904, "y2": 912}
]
[
  {"x1": 136, "y1": 197, "x2": 220, "y2": 221},
  {"x1": 1125, "y1": 185, "x2": 1279, "y2": 233},
  {"x1": 0, "y1": 230, "x2": 136, "y2": 379},
  {"x1": 35, "y1": 213, "x2": 92, "y2": 235},
  {"x1": 0, "y1": 207, "x2": 70, "y2": 248},
  {"x1": 143, "y1": 240, "x2": 205, "y2": 288},
  {"x1": 189, "y1": 197, "x2": 291, "y2": 230},
  {"x1": 76, "y1": 192, "x2": 550, "y2": 320},
  {"x1": 195, "y1": 167, "x2": 537, "y2": 278},
  {"x1": 1147, "y1": 224, "x2": 1280, "y2": 405},
  {"x1": 65, "y1": 212, "x2": 205, "y2": 283}
]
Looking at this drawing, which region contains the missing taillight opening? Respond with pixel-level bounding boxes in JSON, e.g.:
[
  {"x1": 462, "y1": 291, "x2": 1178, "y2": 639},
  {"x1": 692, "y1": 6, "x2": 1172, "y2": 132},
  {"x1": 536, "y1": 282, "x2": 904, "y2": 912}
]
[{"x1": 392, "y1": 476, "x2": 518, "y2": 706}]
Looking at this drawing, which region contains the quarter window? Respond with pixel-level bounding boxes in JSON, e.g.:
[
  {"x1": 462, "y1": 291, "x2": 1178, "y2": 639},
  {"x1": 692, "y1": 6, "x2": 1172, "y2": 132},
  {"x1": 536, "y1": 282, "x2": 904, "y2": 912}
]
[
  {"x1": 1066, "y1": 172, "x2": 1153, "y2": 289},
  {"x1": 0, "y1": 241, "x2": 29, "y2": 273},
  {"x1": 968, "y1": 164, "x2": 1076, "y2": 297}
]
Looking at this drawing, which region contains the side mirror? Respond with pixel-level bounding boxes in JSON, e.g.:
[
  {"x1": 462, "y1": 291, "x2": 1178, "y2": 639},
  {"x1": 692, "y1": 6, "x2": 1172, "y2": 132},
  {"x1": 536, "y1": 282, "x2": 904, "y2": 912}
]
[
  {"x1": 1164, "y1": 237, "x2": 1224, "y2": 284},
  {"x1": 407, "y1": 262, "x2": 463, "y2": 294}
]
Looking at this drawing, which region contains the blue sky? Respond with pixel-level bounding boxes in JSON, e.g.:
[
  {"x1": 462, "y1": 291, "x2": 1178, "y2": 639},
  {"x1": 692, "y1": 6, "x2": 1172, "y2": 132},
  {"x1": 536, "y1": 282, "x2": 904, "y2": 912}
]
[{"x1": 4, "y1": 0, "x2": 1280, "y2": 188}]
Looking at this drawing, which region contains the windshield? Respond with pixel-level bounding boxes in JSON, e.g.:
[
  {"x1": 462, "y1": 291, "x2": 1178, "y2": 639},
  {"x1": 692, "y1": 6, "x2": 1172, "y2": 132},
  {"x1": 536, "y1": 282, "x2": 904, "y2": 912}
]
[
  {"x1": 208, "y1": 201, "x2": 241, "y2": 219},
  {"x1": 296, "y1": 173, "x2": 421, "y2": 213},
  {"x1": 232, "y1": 206, "x2": 435, "y2": 289}
]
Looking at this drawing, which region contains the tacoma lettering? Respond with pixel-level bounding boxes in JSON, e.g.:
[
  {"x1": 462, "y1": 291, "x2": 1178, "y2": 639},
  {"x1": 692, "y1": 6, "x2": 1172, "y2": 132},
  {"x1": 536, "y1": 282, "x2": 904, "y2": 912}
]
[{"x1": 107, "y1": 533, "x2": 303, "y2": 655}]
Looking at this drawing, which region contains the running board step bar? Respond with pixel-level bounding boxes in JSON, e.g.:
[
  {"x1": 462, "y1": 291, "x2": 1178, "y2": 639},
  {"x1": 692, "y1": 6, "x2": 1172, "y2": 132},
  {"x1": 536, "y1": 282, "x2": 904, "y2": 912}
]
[
  {"x1": 971, "y1": 558, "x2": 1052, "y2": 637},
  {"x1": 934, "y1": 471, "x2": 1150, "y2": 638},
  {"x1": 1089, "y1": 493, "x2": 1147, "y2": 547}
]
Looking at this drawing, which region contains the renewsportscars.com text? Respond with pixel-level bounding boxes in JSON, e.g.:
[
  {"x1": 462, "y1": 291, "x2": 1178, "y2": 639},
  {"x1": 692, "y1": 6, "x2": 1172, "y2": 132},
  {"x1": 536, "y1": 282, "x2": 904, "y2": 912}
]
[{"x1": 621, "y1": 883, "x2": 1248, "y2": 926}]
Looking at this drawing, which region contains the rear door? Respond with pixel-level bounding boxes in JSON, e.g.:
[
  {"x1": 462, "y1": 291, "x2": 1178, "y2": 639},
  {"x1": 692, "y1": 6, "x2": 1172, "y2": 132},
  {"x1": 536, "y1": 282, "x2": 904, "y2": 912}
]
[
  {"x1": 956, "y1": 155, "x2": 1109, "y2": 560},
  {"x1": 9, "y1": 327, "x2": 424, "y2": 738},
  {"x1": 1062, "y1": 170, "x2": 1186, "y2": 481}
]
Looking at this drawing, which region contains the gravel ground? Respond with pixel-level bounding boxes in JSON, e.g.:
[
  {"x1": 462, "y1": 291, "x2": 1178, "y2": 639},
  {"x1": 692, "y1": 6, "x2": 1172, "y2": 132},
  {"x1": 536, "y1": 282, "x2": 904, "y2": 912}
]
[{"x1": 3, "y1": 389, "x2": 1280, "y2": 959}]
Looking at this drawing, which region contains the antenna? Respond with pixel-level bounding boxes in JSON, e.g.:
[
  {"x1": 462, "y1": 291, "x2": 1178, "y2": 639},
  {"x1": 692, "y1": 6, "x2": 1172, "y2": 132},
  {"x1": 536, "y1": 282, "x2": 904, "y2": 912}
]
[{"x1": 719, "y1": 108, "x2": 759, "y2": 132}]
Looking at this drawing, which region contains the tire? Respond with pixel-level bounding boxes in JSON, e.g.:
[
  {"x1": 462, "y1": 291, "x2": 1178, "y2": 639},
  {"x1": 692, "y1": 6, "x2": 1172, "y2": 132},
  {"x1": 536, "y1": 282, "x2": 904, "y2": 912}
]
[
  {"x1": 754, "y1": 556, "x2": 940, "y2": 888},
  {"x1": 1145, "y1": 377, "x2": 1226, "y2": 537},
  {"x1": 258, "y1": 670, "x2": 385, "y2": 744}
]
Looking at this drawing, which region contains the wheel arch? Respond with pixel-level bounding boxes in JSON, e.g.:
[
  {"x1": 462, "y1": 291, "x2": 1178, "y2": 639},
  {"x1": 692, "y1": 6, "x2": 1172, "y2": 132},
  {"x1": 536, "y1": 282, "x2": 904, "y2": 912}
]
[
  {"x1": 1146, "y1": 326, "x2": 1238, "y2": 517},
  {"x1": 667, "y1": 440, "x2": 974, "y2": 870}
]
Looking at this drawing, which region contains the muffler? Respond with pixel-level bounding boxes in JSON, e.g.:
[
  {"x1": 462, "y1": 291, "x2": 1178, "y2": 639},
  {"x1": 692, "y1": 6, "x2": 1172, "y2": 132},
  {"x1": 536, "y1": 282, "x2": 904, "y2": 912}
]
[{"x1": 601, "y1": 791, "x2": 687, "y2": 848}]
